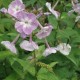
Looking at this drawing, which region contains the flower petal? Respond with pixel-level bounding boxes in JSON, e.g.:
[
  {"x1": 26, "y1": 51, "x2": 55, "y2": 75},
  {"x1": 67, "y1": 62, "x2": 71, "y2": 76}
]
[
  {"x1": 16, "y1": 11, "x2": 38, "y2": 35},
  {"x1": 1, "y1": 41, "x2": 17, "y2": 54},
  {"x1": 56, "y1": 43, "x2": 71, "y2": 55},
  {"x1": 46, "y1": 2, "x2": 60, "y2": 18},
  {"x1": 20, "y1": 40, "x2": 38, "y2": 51},
  {"x1": 20, "y1": 32, "x2": 27, "y2": 39},
  {"x1": 0, "y1": 8, "x2": 7, "y2": 14},
  {"x1": 43, "y1": 47, "x2": 56, "y2": 57},
  {"x1": 8, "y1": 0, "x2": 25, "y2": 17},
  {"x1": 36, "y1": 25, "x2": 53, "y2": 39},
  {"x1": 73, "y1": 3, "x2": 80, "y2": 14},
  {"x1": 15, "y1": 21, "x2": 24, "y2": 33}
]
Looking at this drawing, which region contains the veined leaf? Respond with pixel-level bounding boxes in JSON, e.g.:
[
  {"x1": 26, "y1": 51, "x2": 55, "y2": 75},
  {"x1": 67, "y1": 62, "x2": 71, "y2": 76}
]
[
  {"x1": 37, "y1": 68, "x2": 59, "y2": 80},
  {"x1": 48, "y1": 15, "x2": 58, "y2": 29},
  {"x1": 0, "y1": 51, "x2": 12, "y2": 60}
]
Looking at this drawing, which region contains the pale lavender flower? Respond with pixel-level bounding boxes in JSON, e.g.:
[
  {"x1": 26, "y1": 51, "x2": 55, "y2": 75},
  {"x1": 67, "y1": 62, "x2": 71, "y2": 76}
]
[
  {"x1": 20, "y1": 32, "x2": 27, "y2": 39},
  {"x1": 68, "y1": 10, "x2": 74, "y2": 16},
  {"x1": 73, "y1": 3, "x2": 80, "y2": 14},
  {"x1": 19, "y1": 0, "x2": 23, "y2": 3},
  {"x1": 56, "y1": 43, "x2": 71, "y2": 55},
  {"x1": 20, "y1": 40, "x2": 39, "y2": 51},
  {"x1": 15, "y1": 11, "x2": 38, "y2": 35},
  {"x1": 43, "y1": 47, "x2": 56, "y2": 56},
  {"x1": 36, "y1": 25, "x2": 53, "y2": 39},
  {"x1": 1, "y1": 41, "x2": 17, "y2": 54},
  {"x1": 8, "y1": 0, "x2": 25, "y2": 17},
  {"x1": 46, "y1": 2, "x2": 60, "y2": 19},
  {"x1": 73, "y1": 0, "x2": 78, "y2": 3},
  {"x1": 75, "y1": 16, "x2": 80, "y2": 22},
  {"x1": 68, "y1": 1, "x2": 80, "y2": 15},
  {"x1": 0, "y1": 8, "x2": 7, "y2": 14},
  {"x1": 15, "y1": 21, "x2": 27, "y2": 38},
  {"x1": 43, "y1": 38, "x2": 57, "y2": 57}
]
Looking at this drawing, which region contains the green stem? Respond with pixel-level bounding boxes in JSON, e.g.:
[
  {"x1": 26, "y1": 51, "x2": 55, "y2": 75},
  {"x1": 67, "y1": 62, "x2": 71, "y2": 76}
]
[
  {"x1": 4, "y1": 59, "x2": 8, "y2": 76},
  {"x1": 53, "y1": 0, "x2": 60, "y2": 9},
  {"x1": 34, "y1": 51, "x2": 38, "y2": 80}
]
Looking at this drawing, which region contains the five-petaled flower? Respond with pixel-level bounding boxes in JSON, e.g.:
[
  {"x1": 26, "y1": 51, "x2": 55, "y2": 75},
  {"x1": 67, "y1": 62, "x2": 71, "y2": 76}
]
[
  {"x1": 68, "y1": 0, "x2": 80, "y2": 15},
  {"x1": 46, "y1": 2, "x2": 60, "y2": 19},
  {"x1": 0, "y1": 0, "x2": 25, "y2": 18},
  {"x1": 36, "y1": 24, "x2": 53, "y2": 39},
  {"x1": 15, "y1": 11, "x2": 38, "y2": 35},
  {"x1": 56, "y1": 43, "x2": 71, "y2": 55},
  {"x1": 20, "y1": 40, "x2": 39, "y2": 51},
  {"x1": 8, "y1": 0, "x2": 25, "y2": 17}
]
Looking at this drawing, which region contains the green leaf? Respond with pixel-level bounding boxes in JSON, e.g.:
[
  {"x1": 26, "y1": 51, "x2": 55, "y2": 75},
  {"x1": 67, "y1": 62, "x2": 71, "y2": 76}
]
[
  {"x1": 37, "y1": 68, "x2": 59, "y2": 80},
  {"x1": 48, "y1": 15, "x2": 58, "y2": 29},
  {"x1": 49, "y1": 62, "x2": 58, "y2": 67},
  {"x1": 0, "y1": 51, "x2": 12, "y2": 60},
  {"x1": 67, "y1": 48, "x2": 80, "y2": 66},
  {"x1": 3, "y1": 72, "x2": 19, "y2": 80},
  {"x1": 35, "y1": 45, "x2": 45, "y2": 59},
  {"x1": 57, "y1": 27, "x2": 78, "y2": 39},
  {"x1": 25, "y1": 0, "x2": 37, "y2": 7},
  {"x1": 9, "y1": 58, "x2": 35, "y2": 77},
  {"x1": 0, "y1": 24, "x2": 5, "y2": 33},
  {"x1": 72, "y1": 36, "x2": 80, "y2": 43},
  {"x1": 38, "y1": 0, "x2": 46, "y2": 6},
  {"x1": 61, "y1": 12, "x2": 76, "y2": 28},
  {"x1": 2, "y1": 0, "x2": 12, "y2": 8},
  {"x1": 0, "y1": 0, "x2": 2, "y2": 7},
  {"x1": 0, "y1": 18, "x2": 14, "y2": 31}
]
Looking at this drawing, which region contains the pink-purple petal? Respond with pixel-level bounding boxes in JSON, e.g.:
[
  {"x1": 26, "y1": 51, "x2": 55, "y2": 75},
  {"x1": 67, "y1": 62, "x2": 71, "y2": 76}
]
[
  {"x1": 43, "y1": 47, "x2": 56, "y2": 57},
  {"x1": 0, "y1": 8, "x2": 7, "y2": 14},
  {"x1": 20, "y1": 40, "x2": 39, "y2": 51},
  {"x1": 15, "y1": 22, "x2": 23, "y2": 33},
  {"x1": 15, "y1": 11, "x2": 38, "y2": 35},
  {"x1": 36, "y1": 25, "x2": 53, "y2": 39},
  {"x1": 8, "y1": 0, "x2": 25, "y2": 17},
  {"x1": 1, "y1": 41, "x2": 17, "y2": 54}
]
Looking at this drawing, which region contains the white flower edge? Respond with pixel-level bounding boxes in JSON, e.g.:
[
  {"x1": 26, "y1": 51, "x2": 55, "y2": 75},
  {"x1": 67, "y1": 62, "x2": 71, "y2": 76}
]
[{"x1": 75, "y1": 16, "x2": 80, "y2": 22}]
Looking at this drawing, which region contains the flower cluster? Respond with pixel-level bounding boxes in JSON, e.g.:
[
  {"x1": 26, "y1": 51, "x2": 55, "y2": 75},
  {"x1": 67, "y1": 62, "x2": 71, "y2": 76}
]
[
  {"x1": 68, "y1": 0, "x2": 80, "y2": 22},
  {"x1": 0, "y1": 0, "x2": 71, "y2": 57}
]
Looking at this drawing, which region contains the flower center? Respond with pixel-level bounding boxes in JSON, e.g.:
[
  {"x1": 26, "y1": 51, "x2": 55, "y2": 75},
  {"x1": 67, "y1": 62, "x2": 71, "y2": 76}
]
[
  {"x1": 25, "y1": 21, "x2": 29, "y2": 24},
  {"x1": 14, "y1": 6, "x2": 20, "y2": 12}
]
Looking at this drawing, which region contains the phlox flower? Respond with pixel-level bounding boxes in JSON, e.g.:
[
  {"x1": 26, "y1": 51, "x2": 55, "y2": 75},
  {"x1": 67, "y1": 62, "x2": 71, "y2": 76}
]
[
  {"x1": 75, "y1": 16, "x2": 80, "y2": 22},
  {"x1": 15, "y1": 11, "x2": 38, "y2": 35},
  {"x1": 73, "y1": 3, "x2": 80, "y2": 14},
  {"x1": 20, "y1": 40, "x2": 39, "y2": 51},
  {"x1": 46, "y1": 2, "x2": 60, "y2": 19},
  {"x1": 0, "y1": 0, "x2": 25, "y2": 17},
  {"x1": 0, "y1": 8, "x2": 7, "y2": 14},
  {"x1": 8, "y1": 0, "x2": 25, "y2": 17},
  {"x1": 1, "y1": 41, "x2": 17, "y2": 54},
  {"x1": 1, "y1": 35, "x2": 20, "y2": 54},
  {"x1": 56, "y1": 43, "x2": 71, "y2": 55},
  {"x1": 36, "y1": 24, "x2": 53, "y2": 39},
  {"x1": 68, "y1": 1, "x2": 80, "y2": 15},
  {"x1": 43, "y1": 47, "x2": 57, "y2": 57},
  {"x1": 43, "y1": 39, "x2": 57, "y2": 57},
  {"x1": 20, "y1": 34, "x2": 39, "y2": 51}
]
